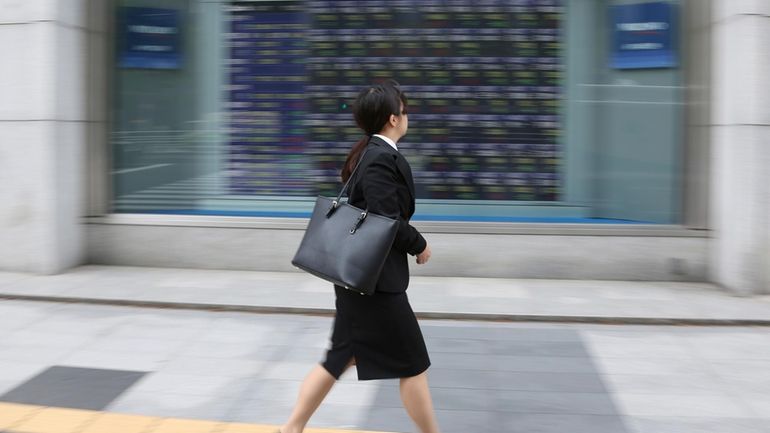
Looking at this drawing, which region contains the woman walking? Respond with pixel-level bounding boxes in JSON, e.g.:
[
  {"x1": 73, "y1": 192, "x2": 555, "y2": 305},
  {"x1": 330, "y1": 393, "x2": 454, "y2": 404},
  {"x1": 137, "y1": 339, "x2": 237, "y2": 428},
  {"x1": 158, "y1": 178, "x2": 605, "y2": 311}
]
[{"x1": 280, "y1": 80, "x2": 440, "y2": 433}]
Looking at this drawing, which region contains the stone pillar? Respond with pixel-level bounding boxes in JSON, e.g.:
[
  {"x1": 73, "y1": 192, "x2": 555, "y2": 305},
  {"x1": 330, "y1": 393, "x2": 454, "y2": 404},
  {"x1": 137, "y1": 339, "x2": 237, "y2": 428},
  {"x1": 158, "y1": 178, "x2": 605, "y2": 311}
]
[
  {"x1": 710, "y1": 1, "x2": 770, "y2": 294},
  {"x1": 0, "y1": 0, "x2": 92, "y2": 273}
]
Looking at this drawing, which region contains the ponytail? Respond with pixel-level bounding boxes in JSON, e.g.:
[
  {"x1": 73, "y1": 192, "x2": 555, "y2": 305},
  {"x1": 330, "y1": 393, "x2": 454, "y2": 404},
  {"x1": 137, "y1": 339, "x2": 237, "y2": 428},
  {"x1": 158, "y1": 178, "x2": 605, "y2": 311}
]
[{"x1": 341, "y1": 136, "x2": 369, "y2": 183}]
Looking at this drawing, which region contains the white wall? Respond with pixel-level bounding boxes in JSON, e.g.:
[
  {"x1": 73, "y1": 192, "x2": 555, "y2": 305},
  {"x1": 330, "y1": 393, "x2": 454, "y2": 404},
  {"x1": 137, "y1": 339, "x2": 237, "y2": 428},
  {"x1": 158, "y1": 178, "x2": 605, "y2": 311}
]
[
  {"x1": 86, "y1": 219, "x2": 709, "y2": 281},
  {"x1": 710, "y1": 0, "x2": 770, "y2": 294},
  {"x1": 0, "y1": 0, "x2": 93, "y2": 273}
]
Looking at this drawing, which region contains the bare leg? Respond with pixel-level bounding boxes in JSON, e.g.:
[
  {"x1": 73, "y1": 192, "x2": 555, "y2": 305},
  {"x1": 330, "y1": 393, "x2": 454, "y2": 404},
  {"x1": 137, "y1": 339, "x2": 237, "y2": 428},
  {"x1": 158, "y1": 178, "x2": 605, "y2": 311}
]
[
  {"x1": 280, "y1": 359, "x2": 355, "y2": 433},
  {"x1": 400, "y1": 371, "x2": 441, "y2": 433}
]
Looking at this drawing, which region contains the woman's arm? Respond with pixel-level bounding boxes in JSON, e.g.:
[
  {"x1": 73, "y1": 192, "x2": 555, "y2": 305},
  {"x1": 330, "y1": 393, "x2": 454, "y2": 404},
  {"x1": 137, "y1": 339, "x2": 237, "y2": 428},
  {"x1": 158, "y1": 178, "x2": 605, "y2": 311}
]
[{"x1": 361, "y1": 152, "x2": 427, "y2": 256}]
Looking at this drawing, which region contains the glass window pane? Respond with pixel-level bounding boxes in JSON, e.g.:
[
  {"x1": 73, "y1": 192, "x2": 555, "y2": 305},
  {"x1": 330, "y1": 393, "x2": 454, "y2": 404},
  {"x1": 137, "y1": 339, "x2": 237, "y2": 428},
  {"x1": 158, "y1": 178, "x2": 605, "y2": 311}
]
[{"x1": 110, "y1": 0, "x2": 685, "y2": 224}]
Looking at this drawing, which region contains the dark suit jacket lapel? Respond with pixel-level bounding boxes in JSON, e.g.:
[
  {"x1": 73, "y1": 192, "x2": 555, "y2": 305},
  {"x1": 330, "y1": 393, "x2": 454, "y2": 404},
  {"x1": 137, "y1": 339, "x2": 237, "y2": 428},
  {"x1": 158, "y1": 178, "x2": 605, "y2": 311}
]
[{"x1": 369, "y1": 136, "x2": 416, "y2": 201}]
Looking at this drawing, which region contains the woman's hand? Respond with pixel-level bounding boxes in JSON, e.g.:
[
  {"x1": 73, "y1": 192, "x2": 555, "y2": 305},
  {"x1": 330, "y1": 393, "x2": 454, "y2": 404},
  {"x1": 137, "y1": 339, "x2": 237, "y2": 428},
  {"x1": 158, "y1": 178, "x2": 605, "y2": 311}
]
[{"x1": 416, "y1": 244, "x2": 431, "y2": 265}]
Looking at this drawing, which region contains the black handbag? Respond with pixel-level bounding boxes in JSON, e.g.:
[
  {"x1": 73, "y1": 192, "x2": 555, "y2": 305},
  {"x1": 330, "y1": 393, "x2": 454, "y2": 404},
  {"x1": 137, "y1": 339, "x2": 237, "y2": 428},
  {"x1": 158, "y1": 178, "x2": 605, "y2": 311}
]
[{"x1": 292, "y1": 149, "x2": 398, "y2": 295}]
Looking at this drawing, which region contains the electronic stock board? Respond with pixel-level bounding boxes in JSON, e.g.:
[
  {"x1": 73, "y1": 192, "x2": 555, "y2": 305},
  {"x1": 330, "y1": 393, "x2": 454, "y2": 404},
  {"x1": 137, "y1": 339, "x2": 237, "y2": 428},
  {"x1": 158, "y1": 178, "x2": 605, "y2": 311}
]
[{"x1": 226, "y1": 0, "x2": 562, "y2": 201}]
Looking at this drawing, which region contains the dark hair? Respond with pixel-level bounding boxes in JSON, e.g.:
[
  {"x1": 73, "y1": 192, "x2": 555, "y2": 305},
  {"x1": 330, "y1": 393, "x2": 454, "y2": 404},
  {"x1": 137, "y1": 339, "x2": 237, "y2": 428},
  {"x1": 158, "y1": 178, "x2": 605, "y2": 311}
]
[{"x1": 341, "y1": 80, "x2": 408, "y2": 182}]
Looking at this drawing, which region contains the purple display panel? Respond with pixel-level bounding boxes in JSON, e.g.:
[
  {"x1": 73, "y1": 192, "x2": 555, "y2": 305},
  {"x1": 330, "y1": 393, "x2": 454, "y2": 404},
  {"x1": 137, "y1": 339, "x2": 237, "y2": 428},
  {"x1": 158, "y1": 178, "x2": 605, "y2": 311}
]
[
  {"x1": 226, "y1": 0, "x2": 564, "y2": 201},
  {"x1": 226, "y1": 1, "x2": 310, "y2": 195}
]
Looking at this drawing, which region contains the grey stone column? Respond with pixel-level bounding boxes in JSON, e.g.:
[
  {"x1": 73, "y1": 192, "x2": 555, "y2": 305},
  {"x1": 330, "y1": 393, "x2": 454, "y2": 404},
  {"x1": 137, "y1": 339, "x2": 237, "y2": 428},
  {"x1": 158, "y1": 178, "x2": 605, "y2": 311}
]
[
  {"x1": 710, "y1": 1, "x2": 770, "y2": 294},
  {"x1": 0, "y1": 0, "x2": 93, "y2": 273}
]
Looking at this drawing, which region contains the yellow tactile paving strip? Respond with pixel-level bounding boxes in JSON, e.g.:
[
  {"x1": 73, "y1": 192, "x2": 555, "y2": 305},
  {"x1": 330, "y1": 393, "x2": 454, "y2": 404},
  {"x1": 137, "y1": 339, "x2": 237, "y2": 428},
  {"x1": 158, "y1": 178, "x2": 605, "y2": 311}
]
[{"x1": 0, "y1": 403, "x2": 398, "y2": 433}]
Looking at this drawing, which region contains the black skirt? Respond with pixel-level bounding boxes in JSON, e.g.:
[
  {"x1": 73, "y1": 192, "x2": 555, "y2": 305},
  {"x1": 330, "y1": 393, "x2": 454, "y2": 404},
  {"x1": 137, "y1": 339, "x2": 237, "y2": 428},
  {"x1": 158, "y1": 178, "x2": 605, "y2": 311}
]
[{"x1": 322, "y1": 286, "x2": 431, "y2": 381}]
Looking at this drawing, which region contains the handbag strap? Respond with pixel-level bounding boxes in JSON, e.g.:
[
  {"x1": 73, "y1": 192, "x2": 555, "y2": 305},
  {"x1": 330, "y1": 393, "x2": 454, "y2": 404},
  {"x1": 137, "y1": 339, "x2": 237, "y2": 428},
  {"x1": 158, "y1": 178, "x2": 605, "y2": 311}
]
[
  {"x1": 335, "y1": 140, "x2": 371, "y2": 203},
  {"x1": 326, "y1": 140, "x2": 371, "y2": 216}
]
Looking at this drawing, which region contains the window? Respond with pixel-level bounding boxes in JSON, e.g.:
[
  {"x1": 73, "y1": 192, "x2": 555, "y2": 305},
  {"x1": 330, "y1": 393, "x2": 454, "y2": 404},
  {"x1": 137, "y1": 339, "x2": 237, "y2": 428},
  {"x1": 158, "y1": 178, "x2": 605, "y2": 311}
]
[{"x1": 111, "y1": 0, "x2": 683, "y2": 224}]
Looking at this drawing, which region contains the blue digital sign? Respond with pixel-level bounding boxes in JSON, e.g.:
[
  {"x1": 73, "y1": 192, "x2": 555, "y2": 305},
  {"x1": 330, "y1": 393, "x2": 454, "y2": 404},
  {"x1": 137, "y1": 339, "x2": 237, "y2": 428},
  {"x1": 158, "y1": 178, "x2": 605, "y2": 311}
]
[
  {"x1": 119, "y1": 7, "x2": 182, "y2": 70},
  {"x1": 610, "y1": 2, "x2": 677, "y2": 69}
]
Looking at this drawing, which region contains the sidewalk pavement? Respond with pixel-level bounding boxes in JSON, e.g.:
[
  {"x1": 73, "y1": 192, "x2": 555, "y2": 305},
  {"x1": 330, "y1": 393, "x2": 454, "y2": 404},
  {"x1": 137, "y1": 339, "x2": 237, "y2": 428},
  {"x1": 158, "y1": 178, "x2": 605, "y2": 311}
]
[
  {"x1": 1, "y1": 265, "x2": 770, "y2": 325},
  {"x1": 2, "y1": 267, "x2": 770, "y2": 433},
  {"x1": 2, "y1": 299, "x2": 770, "y2": 433}
]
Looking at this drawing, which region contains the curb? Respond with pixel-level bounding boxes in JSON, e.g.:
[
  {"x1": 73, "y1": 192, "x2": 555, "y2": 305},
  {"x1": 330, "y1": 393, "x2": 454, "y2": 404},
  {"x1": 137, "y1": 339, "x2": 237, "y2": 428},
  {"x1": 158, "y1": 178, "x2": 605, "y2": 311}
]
[{"x1": 2, "y1": 293, "x2": 770, "y2": 326}]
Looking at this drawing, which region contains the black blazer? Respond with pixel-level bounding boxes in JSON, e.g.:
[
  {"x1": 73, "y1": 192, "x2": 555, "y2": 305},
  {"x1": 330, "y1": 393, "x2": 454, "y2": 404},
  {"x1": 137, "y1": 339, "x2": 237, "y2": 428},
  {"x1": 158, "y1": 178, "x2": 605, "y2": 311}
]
[{"x1": 346, "y1": 136, "x2": 427, "y2": 293}]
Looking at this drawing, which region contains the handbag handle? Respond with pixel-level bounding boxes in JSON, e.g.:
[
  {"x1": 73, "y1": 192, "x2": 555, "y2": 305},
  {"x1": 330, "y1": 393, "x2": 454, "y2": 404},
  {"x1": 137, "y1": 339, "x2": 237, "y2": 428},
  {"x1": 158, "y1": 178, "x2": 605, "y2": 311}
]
[{"x1": 327, "y1": 141, "x2": 371, "y2": 216}]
